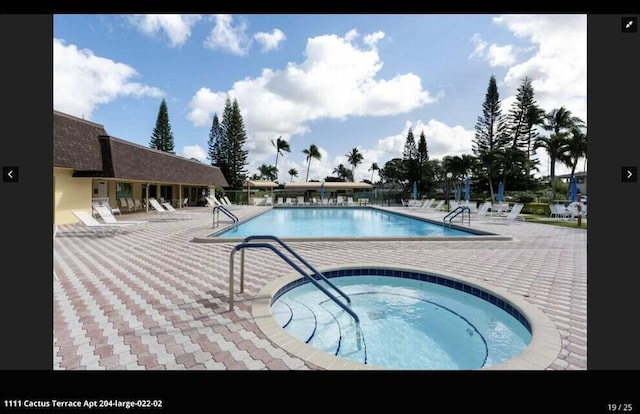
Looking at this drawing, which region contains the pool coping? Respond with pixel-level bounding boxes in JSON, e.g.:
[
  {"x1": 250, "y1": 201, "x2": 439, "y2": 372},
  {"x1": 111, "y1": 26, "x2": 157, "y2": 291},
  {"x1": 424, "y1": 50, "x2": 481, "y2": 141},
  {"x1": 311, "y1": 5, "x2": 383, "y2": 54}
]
[
  {"x1": 192, "y1": 206, "x2": 512, "y2": 243},
  {"x1": 252, "y1": 264, "x2": 562, "y2": 371}
]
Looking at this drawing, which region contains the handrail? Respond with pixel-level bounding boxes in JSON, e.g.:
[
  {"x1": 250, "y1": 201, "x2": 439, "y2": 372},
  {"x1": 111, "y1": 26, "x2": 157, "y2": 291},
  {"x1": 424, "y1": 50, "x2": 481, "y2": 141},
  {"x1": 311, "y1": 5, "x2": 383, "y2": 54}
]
[
  {"x1": 212, "y1": 205, "x2": 238, "y2": 228},
  {"x1": 443, "y1": 206, "x2": 471, "y2": 228},
  {"x1": 229, "y1": 243, "x2": 359, "y2": 325},
  {"x1": 242, "y1": 235, "x2": 352, "y2": 305}
]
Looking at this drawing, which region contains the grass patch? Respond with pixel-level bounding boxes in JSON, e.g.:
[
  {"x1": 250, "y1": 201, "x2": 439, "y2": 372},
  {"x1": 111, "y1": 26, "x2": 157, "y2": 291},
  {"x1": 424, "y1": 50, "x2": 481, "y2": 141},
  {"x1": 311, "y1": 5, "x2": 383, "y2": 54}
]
[{"x1": 523, "y1": 215, "x2": 587, "y2": 229}]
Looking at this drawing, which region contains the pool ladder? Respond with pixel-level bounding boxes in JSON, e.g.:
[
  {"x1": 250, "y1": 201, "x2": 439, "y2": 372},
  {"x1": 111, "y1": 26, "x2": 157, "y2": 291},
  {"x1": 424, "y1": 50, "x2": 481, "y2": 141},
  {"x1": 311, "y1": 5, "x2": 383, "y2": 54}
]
[
  {"x1": 228, "y1": 235, "x2": 360, "y2": 327},
  {"x1": 443, "y1": 206, "x2": 471, "y2": 228},
  {"x1": 212, "y1": 205, "x2": 238, "y2": 228}
]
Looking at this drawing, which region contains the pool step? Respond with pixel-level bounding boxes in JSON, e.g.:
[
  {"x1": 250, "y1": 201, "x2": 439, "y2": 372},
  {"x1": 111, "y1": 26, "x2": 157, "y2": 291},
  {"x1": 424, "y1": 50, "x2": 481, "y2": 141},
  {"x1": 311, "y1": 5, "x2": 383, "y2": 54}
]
[{"x1": 275, "y1": 299, "x2": 317, "y2": 343}]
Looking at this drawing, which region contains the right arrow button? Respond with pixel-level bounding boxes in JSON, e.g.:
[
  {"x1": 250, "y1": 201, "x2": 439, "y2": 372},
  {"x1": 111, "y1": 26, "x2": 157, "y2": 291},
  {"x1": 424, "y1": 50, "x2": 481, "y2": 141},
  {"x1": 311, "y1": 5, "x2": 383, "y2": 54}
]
[{"x1": 622, "y1": 166, "x2": 638, "y2": 183}]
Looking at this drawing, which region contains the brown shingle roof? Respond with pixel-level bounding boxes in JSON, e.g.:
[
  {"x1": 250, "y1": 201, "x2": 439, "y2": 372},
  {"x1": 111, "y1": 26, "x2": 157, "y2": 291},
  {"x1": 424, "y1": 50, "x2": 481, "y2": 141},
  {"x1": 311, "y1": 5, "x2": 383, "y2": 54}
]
[
  {"x1": 105, "y1": 136, "x2": 228, "y2": 187},
  {"x1": 53, "y1": 110, "x2": 229, "y2": 187},
  {"x1": 53, "y1": 110, "x2": 105, "y2": 171}
]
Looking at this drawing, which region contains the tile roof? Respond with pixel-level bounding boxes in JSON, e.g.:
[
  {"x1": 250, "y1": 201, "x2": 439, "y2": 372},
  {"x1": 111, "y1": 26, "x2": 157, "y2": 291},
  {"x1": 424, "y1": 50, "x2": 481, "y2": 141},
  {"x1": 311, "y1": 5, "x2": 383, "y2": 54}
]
[{"x1": 53, "y1": 110, "x2": 229, "y2": 187}]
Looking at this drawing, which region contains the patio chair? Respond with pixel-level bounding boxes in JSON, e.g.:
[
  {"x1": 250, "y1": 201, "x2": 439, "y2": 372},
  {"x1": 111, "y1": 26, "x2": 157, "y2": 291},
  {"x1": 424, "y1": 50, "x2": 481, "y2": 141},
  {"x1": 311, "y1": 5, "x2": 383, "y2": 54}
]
[
  {"x1": 483, "y1": 203, "x2": 525, "y2": 224},
  {"x1": 148, "y1": 198, "x2": 174, "y2": 219},
  {"x1": 119, "y1": 198, "x2": 130, "y2": 213},
  {"x1": 72, "y1": 210, "x2": 136, "y2": 235},
  {"x1": 473, "y1": 201, "x2": 492, "y2": 217},
  {"x1": 93, "y1": 205, "x2": 148, "y2": 226},
  {"x1": 182, "y1": 197, "x2": 189, "y2": 208},
  {"x1": 162, "y1": 202, "x2": 205, "y2": 219}
]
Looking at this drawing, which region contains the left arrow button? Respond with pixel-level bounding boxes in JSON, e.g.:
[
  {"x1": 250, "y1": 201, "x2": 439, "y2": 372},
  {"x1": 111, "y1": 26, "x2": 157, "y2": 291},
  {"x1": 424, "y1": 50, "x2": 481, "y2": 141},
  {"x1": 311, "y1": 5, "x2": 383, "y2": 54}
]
[{"x1": 2, "y1": 166, "x2": 19, "y2": 183}]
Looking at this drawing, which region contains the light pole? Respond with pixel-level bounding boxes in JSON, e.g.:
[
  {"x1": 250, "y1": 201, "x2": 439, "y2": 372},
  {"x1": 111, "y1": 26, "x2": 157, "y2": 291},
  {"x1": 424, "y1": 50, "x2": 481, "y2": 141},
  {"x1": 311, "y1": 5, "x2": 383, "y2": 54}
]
[{"x1": 446, "y1": 172, "x2": 453, "y2": 211}]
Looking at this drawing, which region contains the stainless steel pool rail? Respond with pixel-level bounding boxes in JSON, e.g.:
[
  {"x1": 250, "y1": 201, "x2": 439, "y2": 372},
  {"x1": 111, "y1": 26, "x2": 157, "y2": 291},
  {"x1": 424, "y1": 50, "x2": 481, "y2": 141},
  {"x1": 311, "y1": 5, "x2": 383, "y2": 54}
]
[
  {"x1": 212, "y1": 205, "x2": 238, "y2": 228},
  {"x1": 443, "y1": 206, "x2": 471, "y2": 228},
  {"x1": 228, "y1": 235, "x2": 360, "y2": 325}
]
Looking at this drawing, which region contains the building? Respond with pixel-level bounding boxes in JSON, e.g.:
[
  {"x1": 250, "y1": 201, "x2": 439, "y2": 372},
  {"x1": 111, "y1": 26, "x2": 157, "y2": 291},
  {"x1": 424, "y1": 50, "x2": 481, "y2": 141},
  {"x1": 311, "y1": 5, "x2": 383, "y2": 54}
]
[
  {"x1": 556, "y1": 171, "x2": 587, "y2": 196},
  {"x1": 54, "y1": 110, "x2": 228, "y2": 224}
]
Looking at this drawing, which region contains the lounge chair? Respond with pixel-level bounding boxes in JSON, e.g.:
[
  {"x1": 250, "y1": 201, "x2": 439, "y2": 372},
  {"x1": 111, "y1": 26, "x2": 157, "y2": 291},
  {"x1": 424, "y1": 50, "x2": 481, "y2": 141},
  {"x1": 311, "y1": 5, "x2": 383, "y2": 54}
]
[
  {"x1": 265, "y1": 196, "x2": 273, "y2": 206},
  {"x1": 205, "y1": 195, "x2": 224, "y2": 207},
  {"x1": 72, "y1": 210, "x2": 136, "y2": 235},
  {"x1": 182, "y1": 197, "x2": 189, "y2": 208},
  {"x1": 276, "y1": 197, "x2": 285, "y2": 206},
  {"x1": 148, "y1": 198, "x2": 174, "y2": 219},
  {"x1": 119, "y1": 198, "x2": 131, "y2": 213},
  {"x1": 93, "y1": 205, "x2": 148, "y2": 226},
  {"x1": 285, "y1": 197, "x2": 294, "y2": 206},
  {"x1": 417, "y1": 199, "x2": 444, "y2": 213},
  {"x1": 162, "y1": 202, "x2": 205, "y2": 219},
  {"x1": 473, "y1": 201, "x2": 492, "y2": 217},
  {"x1": 483, "y1": 203, "x2": 525, "y2": 224},
  {"x1": 221, "y1": 195, "x2": 244, "y2": 209}
]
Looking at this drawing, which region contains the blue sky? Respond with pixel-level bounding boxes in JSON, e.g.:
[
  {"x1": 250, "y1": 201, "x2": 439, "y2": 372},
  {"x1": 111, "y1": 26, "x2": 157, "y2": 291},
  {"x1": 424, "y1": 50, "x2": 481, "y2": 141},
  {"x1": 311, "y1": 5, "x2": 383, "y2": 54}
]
[{"x1": 53, "y1": 14, "x2": 587, "y2": 183}]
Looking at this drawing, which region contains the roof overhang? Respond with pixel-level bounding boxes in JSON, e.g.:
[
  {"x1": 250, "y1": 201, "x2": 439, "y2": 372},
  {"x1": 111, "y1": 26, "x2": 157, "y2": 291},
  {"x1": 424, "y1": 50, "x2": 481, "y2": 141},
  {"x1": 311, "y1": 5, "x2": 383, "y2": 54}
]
[{"x1": 284, "y1": 182, "x2": 373, "y2": 191}]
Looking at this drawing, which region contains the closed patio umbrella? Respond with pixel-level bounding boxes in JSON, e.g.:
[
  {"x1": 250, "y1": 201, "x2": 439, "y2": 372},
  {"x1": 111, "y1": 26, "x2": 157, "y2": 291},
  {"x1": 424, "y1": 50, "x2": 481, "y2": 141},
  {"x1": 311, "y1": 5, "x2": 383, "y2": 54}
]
[
  {"x1": 570, "y1": 176, "x2": 577, "y2": 202},
  {"x1": 412, "y1": 182, "x2": 417, "y2": 200},
  {"x1": 464, "y1": 177, "x2": 470, "y2": 202},
  {"x1": 497, "y1": 182, "x2": 504, "y2": 203}
]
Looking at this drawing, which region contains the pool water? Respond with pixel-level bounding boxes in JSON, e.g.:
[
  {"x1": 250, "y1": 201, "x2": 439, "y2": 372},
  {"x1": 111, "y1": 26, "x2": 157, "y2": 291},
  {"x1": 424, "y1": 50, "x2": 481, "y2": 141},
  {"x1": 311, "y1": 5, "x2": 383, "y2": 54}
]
[
  {"x1": 271, "y1": 273, "x2": 532, "y2": 370},
  {"x1": 212, "y1": 207, "x2": 477, "y2": 238}
]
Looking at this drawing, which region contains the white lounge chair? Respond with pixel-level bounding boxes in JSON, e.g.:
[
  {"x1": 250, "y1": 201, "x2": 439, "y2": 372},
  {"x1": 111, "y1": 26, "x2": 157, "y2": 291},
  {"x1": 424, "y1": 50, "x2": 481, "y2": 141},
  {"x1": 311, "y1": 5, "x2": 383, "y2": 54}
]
[
  {"x1": 162, "y1": 202, "x2": 206, "y2": 219},
  {"x1": 483, "y1": 203, "x2": 525, "y2": 224},
  {"x1": 72, "y1": 210, "x2": 136, "y2": 235},
  {"x1": 148, "y1": 198, "x2": 174, "y2": 219},
  {"x1": 93, "y1": 205, "x2": 148, "y2": 226}
]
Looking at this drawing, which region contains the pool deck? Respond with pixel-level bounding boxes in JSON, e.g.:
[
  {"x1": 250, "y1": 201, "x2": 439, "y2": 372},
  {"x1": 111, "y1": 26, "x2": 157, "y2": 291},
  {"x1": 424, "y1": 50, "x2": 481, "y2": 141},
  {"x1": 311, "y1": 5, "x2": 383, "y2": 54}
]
[{"x1": 53, "y1": 205, "x2": 587, "y2": 370}]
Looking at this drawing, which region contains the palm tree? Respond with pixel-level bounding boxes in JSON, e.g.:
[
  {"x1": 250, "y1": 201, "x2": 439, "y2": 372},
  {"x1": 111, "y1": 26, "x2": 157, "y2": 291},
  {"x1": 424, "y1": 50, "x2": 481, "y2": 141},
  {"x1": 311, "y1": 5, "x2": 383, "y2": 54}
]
[
  {"x1": 346, "y1": 147, "x2": 364, "y2": 182},
  {"x1": 544, "y1": 107, "x2": 585, "y2": 135},
  {"x1": 368, "y1": 162, "x2": 380, "y2": 183},
  {"x1": 271, "y1": 136, "x2": 291, "y2": 173},
  {"x1": 302, "y1": 144, "x2": 321, "y2": 181},
  {"x1": 563, "y1": 126, "x2": 587, "y2": 179},
  {"x1": 534, "y1": 133, "x2": 570, "y2": 201},
  {"x1": 333, "y1": 164, "x2": 353, "y2": 181},
  {"x1": 288, "y1": 168, "x2": 298, "y2": 182},
  {"x1": 257, "y1": 164, "x2": 278, "y2": 182}
]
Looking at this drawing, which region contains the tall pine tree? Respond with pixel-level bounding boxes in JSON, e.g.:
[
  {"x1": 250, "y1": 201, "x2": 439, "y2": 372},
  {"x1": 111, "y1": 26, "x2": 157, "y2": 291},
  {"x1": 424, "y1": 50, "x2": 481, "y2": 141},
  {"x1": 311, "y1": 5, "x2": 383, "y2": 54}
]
[
  {"x1": 207, "y1": 113, "x2": 226, "y2": 172},
  {"x1": 150, "y1": 99, "x2": 175, "y2": 153},
  {"x1": 220, "y1": 97, "x2": 249, "y2": 189},
  {"x1": 473, "y1": 75, "x2": 507, "y2": 201}
]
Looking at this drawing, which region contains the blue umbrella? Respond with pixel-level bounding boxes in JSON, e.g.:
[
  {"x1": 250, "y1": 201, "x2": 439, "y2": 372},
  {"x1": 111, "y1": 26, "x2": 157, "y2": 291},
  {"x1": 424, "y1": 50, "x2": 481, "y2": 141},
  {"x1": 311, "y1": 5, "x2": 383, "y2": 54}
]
[
  {"x1": 455, "y1": 185, "x2": 461, "y2": 202},
  {"x1": 569, "y1": 176, "x2": 577, "y2": 202},
  {"x1": 412, "y1": 182, "x2": 417, "y2": 200},
  {"x1": 464, "y1": 177, "x2": 471, "y2": 202},
  {"x1": 497, "y1": 182, "x2": 504, "y2": 203}
]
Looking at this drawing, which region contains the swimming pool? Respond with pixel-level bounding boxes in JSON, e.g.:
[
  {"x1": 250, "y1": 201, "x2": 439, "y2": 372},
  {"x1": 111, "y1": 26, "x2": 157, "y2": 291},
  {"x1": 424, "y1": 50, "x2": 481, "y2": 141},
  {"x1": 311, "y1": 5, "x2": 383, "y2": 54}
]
[
  {"x1": 253, "y1": 266, "x2": 562, "y2": 370},
  {"x1": 209, "y1": 207, "x2": 491, "y2": 239}
]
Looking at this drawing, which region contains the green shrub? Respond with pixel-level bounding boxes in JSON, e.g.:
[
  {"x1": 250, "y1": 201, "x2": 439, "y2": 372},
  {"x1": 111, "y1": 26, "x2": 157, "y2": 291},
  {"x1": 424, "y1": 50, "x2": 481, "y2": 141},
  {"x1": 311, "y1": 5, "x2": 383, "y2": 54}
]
[{"x1": 523, "y1": 202, "x2": 550, "y2": 216}]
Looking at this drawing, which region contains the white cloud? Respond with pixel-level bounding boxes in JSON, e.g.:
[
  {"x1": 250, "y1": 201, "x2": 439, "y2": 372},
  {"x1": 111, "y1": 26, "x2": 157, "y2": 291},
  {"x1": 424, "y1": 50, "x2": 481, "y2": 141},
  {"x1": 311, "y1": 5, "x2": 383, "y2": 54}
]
[
  {"x1": 126, "y1": 14, "x2": 202, "y2": 47},
  {"x1": 494, "y1": 14, "x2": 587, "y2": 123},
  {"x1": 204, "y1": 14, "x2": 251, "y2": 56},
  {"x1": 253, "y1": 28, "x2": 286, "y2": 52},
  {"x1": 188, "y1": 31, "x2": 436, "y2": 179},
  {"x1": 344, "y1": 29, "x2": 359, "y2": 42},
  {"x1": 186, "y1": 87, "x2": 228, "y2": 127},
  {"x1": 374, "y1": 120, "x2": 475, "y2": 164},
  {"x1": 363, "y1": 31, "x2": 385, "y2": 49},
  {"x1": 493, "y1": 14, "x2": 587, "y2": 177},
  {"x1": 53, "y1": 38, "x2": 163, "y2": 119},
  {"x1": 181, "y1": 145, "x2": 208, "y2": 162},
  {"x1": 469, "y1": 33, "x2": 516, "y2": 67}
]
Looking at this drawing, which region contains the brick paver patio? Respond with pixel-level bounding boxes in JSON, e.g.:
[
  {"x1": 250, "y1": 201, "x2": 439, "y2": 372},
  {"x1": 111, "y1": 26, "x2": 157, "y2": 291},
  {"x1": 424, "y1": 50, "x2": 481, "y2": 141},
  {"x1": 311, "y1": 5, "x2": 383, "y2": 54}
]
[{"x1": 53, "y1": 205, "x2": 587, "y2": 370}]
